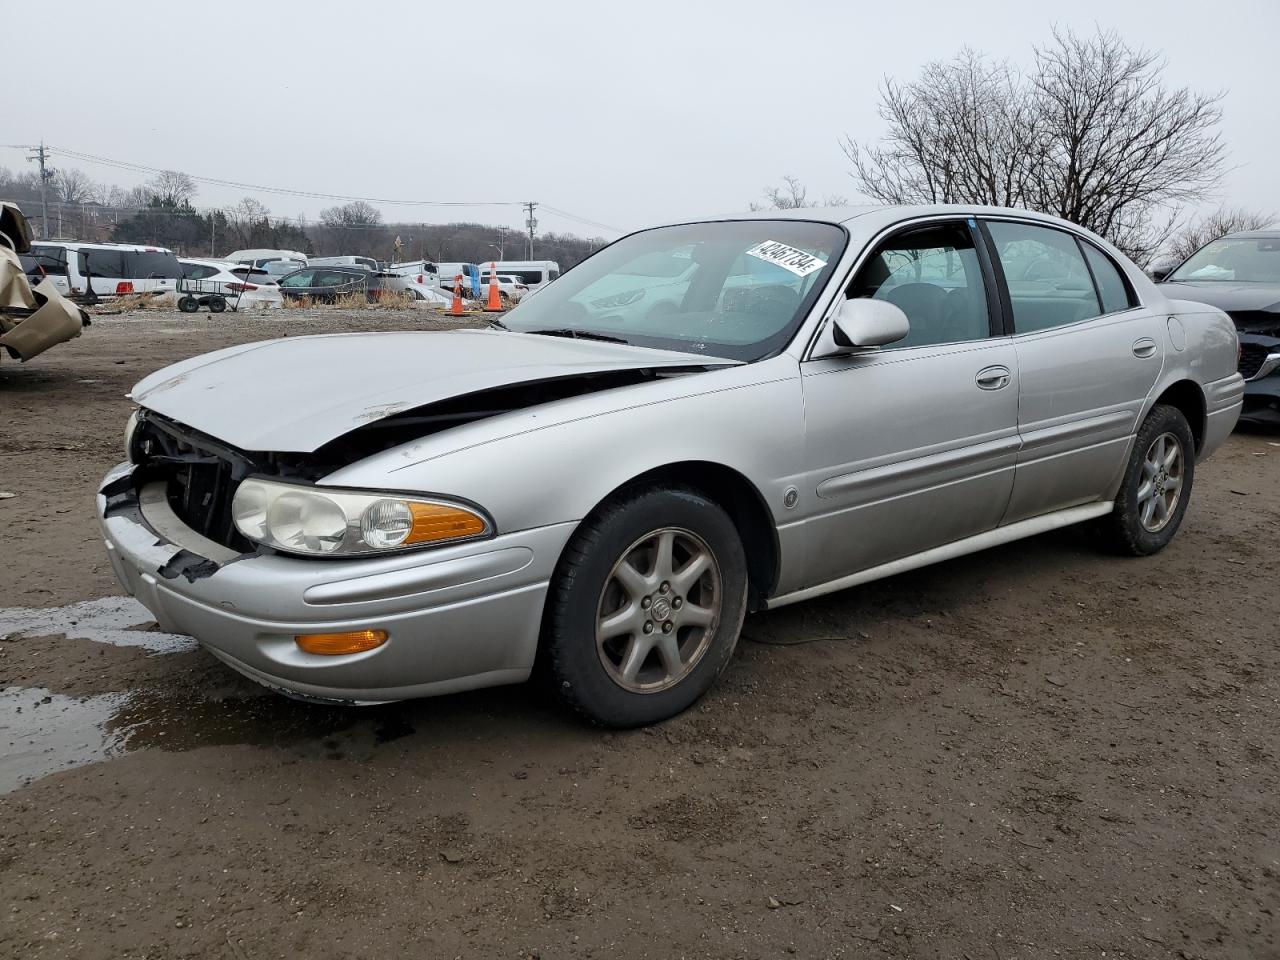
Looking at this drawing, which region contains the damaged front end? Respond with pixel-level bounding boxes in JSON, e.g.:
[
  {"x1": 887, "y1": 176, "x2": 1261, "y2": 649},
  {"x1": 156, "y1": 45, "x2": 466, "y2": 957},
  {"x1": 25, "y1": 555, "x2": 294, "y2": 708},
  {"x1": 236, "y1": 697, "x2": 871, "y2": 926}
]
[
  {"x1": 0, "y1": 202, "x2": 89, "y2": 362},
  {"x1": 118, "y1": 365, "x2": 706, "y2": 575},
  {"x1": 1229, "y1": 311, "x2": 1280, "y2": 425}
]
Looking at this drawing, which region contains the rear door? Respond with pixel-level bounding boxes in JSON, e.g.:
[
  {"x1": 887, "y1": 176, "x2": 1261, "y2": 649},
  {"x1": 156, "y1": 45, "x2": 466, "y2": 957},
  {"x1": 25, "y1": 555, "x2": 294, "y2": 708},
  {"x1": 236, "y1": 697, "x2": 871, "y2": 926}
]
[
  {"x1": 314, "y1": 268, "x2": 363, "y2": 301},
  {"x1": 981, "y1": 219, "x2": 1162, "y2": 522}
]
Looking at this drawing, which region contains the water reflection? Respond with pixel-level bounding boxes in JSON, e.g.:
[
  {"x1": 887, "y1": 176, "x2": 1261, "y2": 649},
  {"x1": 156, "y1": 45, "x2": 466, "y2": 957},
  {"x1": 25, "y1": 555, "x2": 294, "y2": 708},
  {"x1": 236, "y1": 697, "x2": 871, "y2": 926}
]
[{"x1": 0, "y1": 686, "x2": 131, "y2": 793}]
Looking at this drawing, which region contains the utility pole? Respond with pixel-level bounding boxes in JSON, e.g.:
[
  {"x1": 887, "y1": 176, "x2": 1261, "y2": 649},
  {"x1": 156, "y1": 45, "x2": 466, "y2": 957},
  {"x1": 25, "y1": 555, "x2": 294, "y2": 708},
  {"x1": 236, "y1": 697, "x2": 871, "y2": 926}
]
[
  {"x1": 523, "y1": 201, "x2": 538, "y2": 259},
  {"x1": 26, "y1": 141, "x2": 53, "y2": 237}
]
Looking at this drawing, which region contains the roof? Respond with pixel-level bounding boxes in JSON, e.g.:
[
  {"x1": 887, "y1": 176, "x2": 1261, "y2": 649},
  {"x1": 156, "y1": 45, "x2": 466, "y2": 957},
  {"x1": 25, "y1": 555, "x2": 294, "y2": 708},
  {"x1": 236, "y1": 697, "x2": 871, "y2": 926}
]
[
  {"x1": 666, "y1": 203, "x2": 1104, "y2": 232},
  {"x1": 1224, "y1": 229, "x2": 1280, "y2": 239}
]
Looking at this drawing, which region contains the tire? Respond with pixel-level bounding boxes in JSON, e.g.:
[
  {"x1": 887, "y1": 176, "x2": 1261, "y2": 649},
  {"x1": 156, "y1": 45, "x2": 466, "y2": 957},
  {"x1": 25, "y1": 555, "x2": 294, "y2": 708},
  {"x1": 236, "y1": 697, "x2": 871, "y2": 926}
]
[
  {"x1": 1091, "y1": 404, "x2": 1195, "y2": 556},
  {"x1": 208, "y1": 297, "x2": 227, "y2": 313},
  {"x1": 178, "y1": 296, "x2": 199, "y2": 313},
  {"x1": 544, "y1": 486, "x2": 748, "y2": 727}
]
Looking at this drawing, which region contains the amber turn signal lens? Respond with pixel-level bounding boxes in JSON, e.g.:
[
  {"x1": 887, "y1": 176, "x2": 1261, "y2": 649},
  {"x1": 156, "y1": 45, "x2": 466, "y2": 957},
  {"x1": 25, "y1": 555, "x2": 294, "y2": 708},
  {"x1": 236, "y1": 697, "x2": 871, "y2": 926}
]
[
  {"x1": 294, "y1": 629, "x2": 388, "y2": 656},
  {"x1": 405, "y1": 502, "x2": 487, "y2": 544}
]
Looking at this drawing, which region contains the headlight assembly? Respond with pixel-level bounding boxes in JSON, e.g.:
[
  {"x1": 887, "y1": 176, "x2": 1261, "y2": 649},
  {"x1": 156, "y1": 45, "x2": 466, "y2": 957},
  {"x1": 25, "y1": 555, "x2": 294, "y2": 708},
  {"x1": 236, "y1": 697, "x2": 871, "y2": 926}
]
[
  {"x1": 231, "y1": 478, "x2": 491, "y2": 557},
  {"x1": 590, "y1": 288, "x2": 645, "y2": 309}
]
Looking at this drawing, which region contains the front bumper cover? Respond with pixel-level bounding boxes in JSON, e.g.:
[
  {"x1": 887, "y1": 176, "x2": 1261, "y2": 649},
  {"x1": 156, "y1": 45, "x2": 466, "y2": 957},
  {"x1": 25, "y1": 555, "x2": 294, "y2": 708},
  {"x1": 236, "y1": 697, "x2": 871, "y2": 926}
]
[{"x1": 97, "y1": 462, "x2": 574, "y2": 703}]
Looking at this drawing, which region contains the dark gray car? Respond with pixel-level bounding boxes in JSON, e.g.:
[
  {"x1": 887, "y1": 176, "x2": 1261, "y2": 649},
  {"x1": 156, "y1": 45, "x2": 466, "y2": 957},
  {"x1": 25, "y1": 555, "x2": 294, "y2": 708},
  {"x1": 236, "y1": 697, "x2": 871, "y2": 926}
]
[
  {"x1": 277, "y1": 265, "x2": 408, "y2": 303},
  {"x1": 1156, "y1": 229, "x2": 1280, "y2": 425}
]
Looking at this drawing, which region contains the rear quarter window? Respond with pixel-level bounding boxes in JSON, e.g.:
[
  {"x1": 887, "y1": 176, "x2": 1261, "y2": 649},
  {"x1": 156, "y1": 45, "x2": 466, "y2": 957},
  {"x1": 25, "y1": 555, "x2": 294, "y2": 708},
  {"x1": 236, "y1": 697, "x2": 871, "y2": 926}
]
[
  {"x1": 1081, "y1": 242, "x2": 1137, "y2": 315},
  {"x1": 128, "y1": 251, "x2": 182, "y2": 280},
  {"x1": 81, "y1": 249, "x2": 126, "y2": 279}
]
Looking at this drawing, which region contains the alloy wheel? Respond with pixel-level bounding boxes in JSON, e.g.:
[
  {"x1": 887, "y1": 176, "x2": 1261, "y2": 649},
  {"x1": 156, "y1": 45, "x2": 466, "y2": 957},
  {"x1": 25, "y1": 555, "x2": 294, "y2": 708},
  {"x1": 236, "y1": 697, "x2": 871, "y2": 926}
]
[
  {"x1": 1137, "y1": 431, "x2": 1184, "y2": 533},
  {"x1": 595, "y1": 527, "x2": 722, "y2": 693}
]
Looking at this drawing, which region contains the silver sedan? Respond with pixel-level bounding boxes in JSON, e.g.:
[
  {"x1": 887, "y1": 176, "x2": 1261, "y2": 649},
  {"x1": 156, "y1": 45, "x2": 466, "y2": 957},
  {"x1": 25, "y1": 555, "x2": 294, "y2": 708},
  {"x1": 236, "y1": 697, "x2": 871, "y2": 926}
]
[{"x1": 98, "y1": 205, "x2": 1243, "y2": 726}]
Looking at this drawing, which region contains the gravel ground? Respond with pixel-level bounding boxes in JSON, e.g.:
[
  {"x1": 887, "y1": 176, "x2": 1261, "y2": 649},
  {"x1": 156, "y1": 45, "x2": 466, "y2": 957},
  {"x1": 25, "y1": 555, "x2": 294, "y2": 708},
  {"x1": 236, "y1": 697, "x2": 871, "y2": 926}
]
[{"x1": 0, "y1": 308, "x2": 1277, "y2": 959}]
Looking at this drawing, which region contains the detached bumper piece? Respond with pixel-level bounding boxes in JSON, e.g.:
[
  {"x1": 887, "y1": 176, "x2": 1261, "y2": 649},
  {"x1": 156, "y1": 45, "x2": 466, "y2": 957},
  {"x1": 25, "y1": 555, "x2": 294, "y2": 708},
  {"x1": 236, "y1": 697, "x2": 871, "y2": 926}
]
[{"x1": 0, "y1": 204, "x2": 90, "y2": 362}]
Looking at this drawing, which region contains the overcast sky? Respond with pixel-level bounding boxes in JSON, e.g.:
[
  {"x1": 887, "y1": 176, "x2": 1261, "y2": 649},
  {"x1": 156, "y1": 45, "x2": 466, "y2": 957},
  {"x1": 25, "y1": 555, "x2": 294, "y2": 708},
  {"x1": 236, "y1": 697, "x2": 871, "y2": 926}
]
[{"x1": 6, "y1": 0, "x2": 1278, "y2": 239}]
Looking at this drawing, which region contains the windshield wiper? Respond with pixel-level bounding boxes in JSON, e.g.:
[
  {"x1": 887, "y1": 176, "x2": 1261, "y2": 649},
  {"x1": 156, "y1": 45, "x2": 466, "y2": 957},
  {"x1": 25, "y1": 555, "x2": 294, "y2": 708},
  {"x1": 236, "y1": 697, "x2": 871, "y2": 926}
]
[
  {"x1": 486, "y1": 317, "x2": 509, "y2": 330},
  {"x1": 524, "y1": 327, "x2": 629, "y2": 344}
]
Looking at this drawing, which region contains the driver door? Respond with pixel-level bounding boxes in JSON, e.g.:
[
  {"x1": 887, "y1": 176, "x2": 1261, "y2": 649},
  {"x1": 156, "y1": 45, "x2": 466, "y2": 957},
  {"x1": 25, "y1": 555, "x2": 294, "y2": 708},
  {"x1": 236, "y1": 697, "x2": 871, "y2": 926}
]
[{"x1": 798, "y1": 218, "x2": 1020, "y2": 588}]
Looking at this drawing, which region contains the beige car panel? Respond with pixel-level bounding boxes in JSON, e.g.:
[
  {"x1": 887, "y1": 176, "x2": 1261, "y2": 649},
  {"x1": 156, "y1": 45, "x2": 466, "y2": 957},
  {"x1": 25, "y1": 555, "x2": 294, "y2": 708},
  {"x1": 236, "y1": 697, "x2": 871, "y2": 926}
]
[{"x1": 0, "y1": 204, "x2": 89, "y2": 362}]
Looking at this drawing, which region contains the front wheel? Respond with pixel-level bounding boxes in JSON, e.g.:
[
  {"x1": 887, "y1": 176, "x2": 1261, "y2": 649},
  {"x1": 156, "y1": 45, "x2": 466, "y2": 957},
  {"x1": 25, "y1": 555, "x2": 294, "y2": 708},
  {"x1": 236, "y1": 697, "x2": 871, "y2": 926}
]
[
  {"x1": 208, "y1": 296, "x2": 227, "y2": 313},
  {"x1": 1092, "y1": 404, "x2": 1195, "y2": 555},
  {"x1": 544, "y1": 486, "x2": 748, "y2": 727}
]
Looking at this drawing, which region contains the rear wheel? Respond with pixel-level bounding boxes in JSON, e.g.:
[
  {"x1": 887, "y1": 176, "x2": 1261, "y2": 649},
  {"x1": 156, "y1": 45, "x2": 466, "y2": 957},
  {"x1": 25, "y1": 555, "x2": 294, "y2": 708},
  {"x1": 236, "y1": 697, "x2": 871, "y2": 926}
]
[
  {"x1": 544, "y1": 486, "x2": 748, "y2": 727},
  {"x1": 178, "y1": 296, "x2": 199, "y2": 313},
  {"x1": 1092, "y1": 404, "x2": 1195, "y2": 556}
]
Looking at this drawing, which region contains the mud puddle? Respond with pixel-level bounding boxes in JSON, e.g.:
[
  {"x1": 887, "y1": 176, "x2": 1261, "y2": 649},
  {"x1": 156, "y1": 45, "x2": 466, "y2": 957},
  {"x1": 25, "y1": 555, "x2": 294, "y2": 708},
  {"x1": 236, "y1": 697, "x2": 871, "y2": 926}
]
[{"x1": 0, "y1": 686, "x2": 131, "y2": 793}]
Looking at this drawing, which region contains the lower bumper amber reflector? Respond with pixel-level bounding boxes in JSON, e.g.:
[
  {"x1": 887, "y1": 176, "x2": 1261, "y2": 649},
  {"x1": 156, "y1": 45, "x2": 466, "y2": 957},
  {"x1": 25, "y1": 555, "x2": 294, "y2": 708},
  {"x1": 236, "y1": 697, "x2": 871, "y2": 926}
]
[{"x1": 295, "y1": 629, "x2": 388, "y2": 655}]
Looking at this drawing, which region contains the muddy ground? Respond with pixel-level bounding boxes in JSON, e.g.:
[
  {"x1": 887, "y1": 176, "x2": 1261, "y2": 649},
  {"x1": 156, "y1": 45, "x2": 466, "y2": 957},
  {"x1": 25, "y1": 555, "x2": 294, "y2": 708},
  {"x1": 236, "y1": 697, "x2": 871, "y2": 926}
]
[{"x1": 1, "y1": 307, "x2": 1277, "y2": 959}]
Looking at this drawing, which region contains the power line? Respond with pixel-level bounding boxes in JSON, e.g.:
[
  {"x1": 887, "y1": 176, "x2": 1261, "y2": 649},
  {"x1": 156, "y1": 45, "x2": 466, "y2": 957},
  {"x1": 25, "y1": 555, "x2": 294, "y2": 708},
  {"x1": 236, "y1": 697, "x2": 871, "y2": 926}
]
[
  {"x1": 2, "y1": 143, "x2": 627, "y2": 235},
  {"x1": 45, "y1": 146, "x2": 522, "y2": 209}
]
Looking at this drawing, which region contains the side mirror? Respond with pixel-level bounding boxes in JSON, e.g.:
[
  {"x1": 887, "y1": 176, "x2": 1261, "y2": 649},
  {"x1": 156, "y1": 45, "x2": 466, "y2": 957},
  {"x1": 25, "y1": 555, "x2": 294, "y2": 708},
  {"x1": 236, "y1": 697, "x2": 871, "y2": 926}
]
[
  {"x1": 814, "y1": 298, "x2": 910, "y2": 356},
  {"x1": 1148, "y1": 261, "x2": 1175, "y2": 282}
]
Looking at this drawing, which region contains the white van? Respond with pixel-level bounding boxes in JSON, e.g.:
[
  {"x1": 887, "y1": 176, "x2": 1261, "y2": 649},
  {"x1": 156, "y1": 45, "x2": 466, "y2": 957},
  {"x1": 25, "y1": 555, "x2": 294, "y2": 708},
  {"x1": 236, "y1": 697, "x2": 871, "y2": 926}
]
[
  {"x1": 27, "y1": 241, "x2": 183, "y2": 298},
  {"x1": 309, "y1": 255, "x2": 379, "y2": 270},
  {"x1": 483, "y1": 260, "x2": 561, "y2": 290},
  {"x1": 224, "y1": 248, "x2": 308, "y2": 269}
]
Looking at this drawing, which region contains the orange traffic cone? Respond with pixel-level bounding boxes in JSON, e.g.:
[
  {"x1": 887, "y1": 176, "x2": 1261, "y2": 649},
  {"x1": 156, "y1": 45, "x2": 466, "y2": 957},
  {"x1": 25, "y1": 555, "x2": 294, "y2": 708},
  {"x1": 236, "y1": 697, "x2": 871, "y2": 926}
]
[
  {"x1": 485, "y1": 261, "x2": 502, "y2": 312},
  {"x1": 449, "y1": 274, "x2": 464, "y2": 316}
]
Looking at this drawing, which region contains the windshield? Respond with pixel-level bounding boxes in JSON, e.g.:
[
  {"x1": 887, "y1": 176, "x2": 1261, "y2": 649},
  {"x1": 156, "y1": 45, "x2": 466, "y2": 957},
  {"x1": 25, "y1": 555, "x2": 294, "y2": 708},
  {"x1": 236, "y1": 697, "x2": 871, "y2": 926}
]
[
  {"x1": 1168, "y1": 237, "x2": 1280, "y2": 283},
  {"x1": 499, "y1": 220, "x2": 846, "y2": 360}
]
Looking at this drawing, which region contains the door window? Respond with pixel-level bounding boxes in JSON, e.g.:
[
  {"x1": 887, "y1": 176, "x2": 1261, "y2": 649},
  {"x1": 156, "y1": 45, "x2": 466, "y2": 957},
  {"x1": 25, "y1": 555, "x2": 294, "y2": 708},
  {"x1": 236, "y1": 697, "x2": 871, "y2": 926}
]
[
  {"x1": 279, "y1": 270, "x2": 316, "y2": 288},
  {"x1": 127, "y1": 251, "x2": 182, "y2": 280},
  {"x1": 848, "y1": 222, "x2": 991, "y2": 348},
  {"x1": 316, "y1": 269, "x2": 362, "y2": 288},
  {"x1": 81, "y1": 249, "x2": 126, "y2": 279},
  {"x1": 182, "y1": 263, "x2": 220, "y2": 280},
  {"x1": 1080, "y1": 242, "x2": 1136, "y2": 315},
  {"x1": 986, "y1": 221, "x2": 1103, "y2": 333}
]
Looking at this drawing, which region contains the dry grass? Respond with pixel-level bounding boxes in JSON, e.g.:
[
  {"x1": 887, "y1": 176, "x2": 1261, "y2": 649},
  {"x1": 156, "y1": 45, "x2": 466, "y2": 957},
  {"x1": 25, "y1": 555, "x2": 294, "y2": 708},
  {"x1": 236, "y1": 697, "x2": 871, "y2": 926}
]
[{"x1": 91, "y1": 293, "x2": 172, "y2": 314}]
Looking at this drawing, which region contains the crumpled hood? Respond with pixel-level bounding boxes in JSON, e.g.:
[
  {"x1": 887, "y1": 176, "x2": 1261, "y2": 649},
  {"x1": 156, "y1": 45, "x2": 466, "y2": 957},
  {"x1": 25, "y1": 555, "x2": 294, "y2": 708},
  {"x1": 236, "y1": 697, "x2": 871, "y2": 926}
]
[
  {"x1": 131, "y1": 329, "x2": 736, "y2": 452},
  {"x1": 1157, "y1": 281, "x2": 1280, "y2": 315}
]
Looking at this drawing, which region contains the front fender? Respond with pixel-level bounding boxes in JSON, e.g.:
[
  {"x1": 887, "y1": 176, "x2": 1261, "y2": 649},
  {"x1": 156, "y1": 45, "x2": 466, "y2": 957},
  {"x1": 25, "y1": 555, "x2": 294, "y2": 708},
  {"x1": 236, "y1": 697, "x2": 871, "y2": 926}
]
[{"x1": 323, "y1": 357, "x2": 805, "y2": 546}]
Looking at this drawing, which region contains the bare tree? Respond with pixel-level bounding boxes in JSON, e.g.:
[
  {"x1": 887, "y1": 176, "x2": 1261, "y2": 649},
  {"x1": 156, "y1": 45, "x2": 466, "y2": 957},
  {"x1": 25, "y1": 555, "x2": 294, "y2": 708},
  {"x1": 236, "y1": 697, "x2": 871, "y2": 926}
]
[
  {"x1": 319, "y1": 200, "x2": 382, "y2": 228},
  {"x1": 750, "y1": 175, "x2": 849, "y2": 211},
  {"x1": 224, "y1": 197, "x2": 272, "y2": 249},
  {"x1": 52, "y1": 167, "x2": 97, "y2": 204},
  {"x1": 1163, "y1": 207, "x2": 1275, "y2": 264},
  {"x1": 843, "y1": 29, "x2": 1227, "y2": 263},
  {"x1": 843, "y1": 48, "x2": 1037, "y2": 208},
  {"x1": 148, "y1": 170, "x2": 197, "y2": 206},
  {"x1": 316, "y1": 201, "x2": 387, "y2": 257}
]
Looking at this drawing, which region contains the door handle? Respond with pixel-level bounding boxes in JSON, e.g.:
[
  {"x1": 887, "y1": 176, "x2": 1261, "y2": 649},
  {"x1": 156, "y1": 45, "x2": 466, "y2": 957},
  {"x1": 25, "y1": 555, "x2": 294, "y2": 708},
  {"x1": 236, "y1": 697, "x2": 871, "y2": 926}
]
[
  {"x1": 1132, "y1": 337, "x2": 1157, "y2": 358},
  {"x1": 975, "y1": 365, "x2": 1012, "y2": 390}
]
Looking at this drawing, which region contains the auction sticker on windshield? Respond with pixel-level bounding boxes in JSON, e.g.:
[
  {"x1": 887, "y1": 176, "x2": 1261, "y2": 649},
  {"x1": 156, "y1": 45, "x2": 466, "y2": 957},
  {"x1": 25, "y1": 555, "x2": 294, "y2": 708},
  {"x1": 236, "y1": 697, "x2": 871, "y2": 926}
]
[{"x1": 745, "y1": 241, "x2": 828, "y2": 277}]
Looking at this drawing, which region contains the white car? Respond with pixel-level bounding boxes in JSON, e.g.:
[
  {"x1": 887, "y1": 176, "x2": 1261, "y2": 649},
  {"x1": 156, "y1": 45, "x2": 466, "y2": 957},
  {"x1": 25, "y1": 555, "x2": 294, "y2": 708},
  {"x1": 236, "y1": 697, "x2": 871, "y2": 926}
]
[
  {"x1": 402, "y1": 277, "x2": 453, "y2": 305},
  {"x1": 28, "y1": 241, "x2": 183, "y2": 299},
  {"x1": 177, "y1": 259, "x2": 284, "y2": 310},
  {"x1": 438, "y1": 273, "x2": 527, "y2": 303}
]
